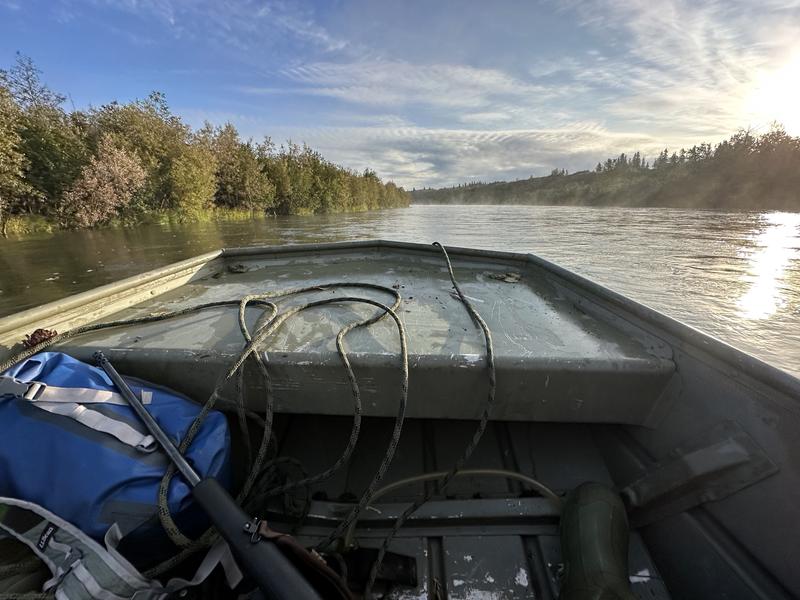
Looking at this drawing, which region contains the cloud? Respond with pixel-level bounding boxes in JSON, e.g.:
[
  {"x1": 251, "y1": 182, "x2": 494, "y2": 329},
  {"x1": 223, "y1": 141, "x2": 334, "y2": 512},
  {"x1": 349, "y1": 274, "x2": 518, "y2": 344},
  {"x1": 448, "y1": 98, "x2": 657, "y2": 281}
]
[
  {"x1": 246, "y1": 60, "x2": 559, "y2": 114},
  {"x1": 215, "y1": 0, "x2": 800, "y2": 186},
  {"x1": 261, "y1": 123, "x2": 665, "y2": 188},
  {"x1": 82, "y1": 0, "x2": 350, "y2": 54},
  {"x1": 459, "y1": 112, "x2": 514, "y2": 125},
  {"x1": 178, "y1": 103, "x2": 662, "y2": 188},
  {"x1": 552, "y1": 0, "x2": 800, "y2": 135},
  {"x1": 257, "y1": 2, "x2": 348, "y2": 52}
]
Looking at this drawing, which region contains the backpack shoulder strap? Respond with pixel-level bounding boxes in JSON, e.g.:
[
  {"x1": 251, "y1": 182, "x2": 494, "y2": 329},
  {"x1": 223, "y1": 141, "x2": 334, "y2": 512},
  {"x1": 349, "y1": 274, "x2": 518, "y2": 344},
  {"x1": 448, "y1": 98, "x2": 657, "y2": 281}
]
[{"x1": 0, "y1": 497, "x2": 238, "y2": 600}]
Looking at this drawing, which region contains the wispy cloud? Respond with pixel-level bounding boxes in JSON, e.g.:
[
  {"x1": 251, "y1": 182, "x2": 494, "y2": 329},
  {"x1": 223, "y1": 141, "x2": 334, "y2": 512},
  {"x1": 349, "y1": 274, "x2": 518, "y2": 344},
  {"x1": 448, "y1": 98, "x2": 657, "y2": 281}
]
[
  {"x1": 256, "y1": 2, "x2": 348, "y2": 52},
  {"x1": 260, "y1": 123, "x2": 664, "y2": 188},
  {"x1": 83, "y1": 0, "x2": 350, "y2": 54},
  {"x1": 551, "y1": 0, "x2": 800, "y2": 135},
  {"x1": 246, "y1": 60, "x2": 559, "y2": 114}
]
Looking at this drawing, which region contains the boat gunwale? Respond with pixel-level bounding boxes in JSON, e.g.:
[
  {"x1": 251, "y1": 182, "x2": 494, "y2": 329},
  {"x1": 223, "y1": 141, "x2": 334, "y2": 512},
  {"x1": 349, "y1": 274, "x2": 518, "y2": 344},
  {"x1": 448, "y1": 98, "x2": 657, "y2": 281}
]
[{"x1": 0, "y1": 249, "x2": 222, "y2": 336}]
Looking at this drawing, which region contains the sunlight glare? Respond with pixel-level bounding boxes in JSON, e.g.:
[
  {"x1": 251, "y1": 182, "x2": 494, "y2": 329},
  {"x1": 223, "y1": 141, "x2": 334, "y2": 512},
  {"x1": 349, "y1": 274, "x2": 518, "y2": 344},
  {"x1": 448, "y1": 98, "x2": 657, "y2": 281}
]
[
  {"x1": 744, "y1": 53, "x2": 800, "y2": 135},
  {"x1": 737, "y1": 212, "x2": 800, "y2": 320}
]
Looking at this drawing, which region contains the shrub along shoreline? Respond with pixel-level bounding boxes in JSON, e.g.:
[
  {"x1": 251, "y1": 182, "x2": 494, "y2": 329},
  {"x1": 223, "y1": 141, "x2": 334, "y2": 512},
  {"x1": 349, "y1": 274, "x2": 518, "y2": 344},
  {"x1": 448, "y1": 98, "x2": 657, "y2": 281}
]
[
  {"x1": 0, "y1": 54, "x2": 409, "y2": 237},
  {"x1": 2, "y1": 207, "x2": 285, "y2": 237}
]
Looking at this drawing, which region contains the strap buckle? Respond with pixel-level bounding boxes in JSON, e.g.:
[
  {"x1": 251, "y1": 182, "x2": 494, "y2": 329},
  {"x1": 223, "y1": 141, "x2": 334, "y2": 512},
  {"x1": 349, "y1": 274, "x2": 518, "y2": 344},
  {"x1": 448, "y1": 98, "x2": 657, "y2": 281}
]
[{"x1": 0, "y1": 376, "x2": 47, "y2": 400}]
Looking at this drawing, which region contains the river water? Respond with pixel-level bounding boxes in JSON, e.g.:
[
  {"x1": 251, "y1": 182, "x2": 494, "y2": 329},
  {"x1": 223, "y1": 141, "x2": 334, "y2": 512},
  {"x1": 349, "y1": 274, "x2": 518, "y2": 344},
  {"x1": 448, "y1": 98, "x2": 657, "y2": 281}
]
[{"x1": 1, "y1": 205, "x2": 798, "y2": 377}]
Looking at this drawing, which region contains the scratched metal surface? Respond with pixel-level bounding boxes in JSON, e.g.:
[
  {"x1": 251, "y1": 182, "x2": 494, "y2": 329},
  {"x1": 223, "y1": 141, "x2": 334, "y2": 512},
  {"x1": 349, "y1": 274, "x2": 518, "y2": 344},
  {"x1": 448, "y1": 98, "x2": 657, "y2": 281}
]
[
  {"x1": 64, "y1": 249, "x2": 656, "y2": 359},
  {"x1": 53, "y1": 247, "x2": 674, "y2": 423}
]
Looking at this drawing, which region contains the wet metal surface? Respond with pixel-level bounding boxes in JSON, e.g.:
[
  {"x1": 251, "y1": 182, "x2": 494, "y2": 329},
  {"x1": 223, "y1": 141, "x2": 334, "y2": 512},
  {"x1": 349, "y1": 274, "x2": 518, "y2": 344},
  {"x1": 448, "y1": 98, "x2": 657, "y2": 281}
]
[{"x1": 49, "y1": 246, "x2": 675, "y2": 424}]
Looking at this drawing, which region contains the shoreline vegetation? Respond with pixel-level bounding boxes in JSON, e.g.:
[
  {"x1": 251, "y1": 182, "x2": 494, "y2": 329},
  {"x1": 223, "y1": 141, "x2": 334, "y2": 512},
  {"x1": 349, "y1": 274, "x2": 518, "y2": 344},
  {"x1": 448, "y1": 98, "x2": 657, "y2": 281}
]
[
  {"x1": 1, "y1": 207, "x2": 276, "y2": 237},
  {"x1": 0, "y1": 54, "x2": 409, "y2": 238},
  {"x1": 412, "y1": 127, "x2": 800, "y2": 211}
]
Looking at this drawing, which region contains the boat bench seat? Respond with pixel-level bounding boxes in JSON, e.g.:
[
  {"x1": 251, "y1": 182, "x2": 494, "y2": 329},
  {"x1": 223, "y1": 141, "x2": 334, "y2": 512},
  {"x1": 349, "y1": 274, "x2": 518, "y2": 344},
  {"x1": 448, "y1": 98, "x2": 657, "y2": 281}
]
[{"x1": 50, "y1": 248, "x2": 676, "y2": 426}]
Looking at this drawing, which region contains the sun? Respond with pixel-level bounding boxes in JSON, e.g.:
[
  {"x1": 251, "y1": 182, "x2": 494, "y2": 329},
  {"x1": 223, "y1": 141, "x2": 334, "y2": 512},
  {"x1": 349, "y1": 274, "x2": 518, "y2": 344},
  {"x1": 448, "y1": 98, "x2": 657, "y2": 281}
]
[{"x1": 744, "y1": 53, "x2": 800, "y2": 135}]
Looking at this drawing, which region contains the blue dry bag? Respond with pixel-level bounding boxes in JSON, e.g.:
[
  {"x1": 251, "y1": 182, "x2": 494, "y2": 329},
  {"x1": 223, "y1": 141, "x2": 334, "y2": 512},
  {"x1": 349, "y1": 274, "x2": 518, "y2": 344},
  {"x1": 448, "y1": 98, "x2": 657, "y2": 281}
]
[{"x1": 0, "y1": 352, "x2": 231, "y2": 562}]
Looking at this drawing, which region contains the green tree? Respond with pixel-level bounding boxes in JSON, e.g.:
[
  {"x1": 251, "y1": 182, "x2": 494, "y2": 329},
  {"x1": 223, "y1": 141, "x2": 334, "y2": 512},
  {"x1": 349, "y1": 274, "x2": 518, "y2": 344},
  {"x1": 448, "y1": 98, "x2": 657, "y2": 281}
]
[
  {"x1": 210, "y1": 124, "x2": 275, "y2": 210},
  {"x1": 1, "y1": 55, "x2": 410, "y2": 231},
  {"x1": 59, "y1": 135, "x2": 146, "y2": 228},
  {"x1": 0, "y1": 53, "x2": 65, "y2": 109},
  {"x1": 16, "y1": 106, "x2": 89, "y2": 212},
  {"x1": 167, "y1": 142, "x2": 217, "y2": 213},
  {"x1": 0, "y1": 55, "x2": 88, "y2": 212},
  {"x1": 90, "y1": 92, "x2": 190, "y2": 211},
  {"x1": 0, "y1": 83, "x2": 36, "y2": 236}
]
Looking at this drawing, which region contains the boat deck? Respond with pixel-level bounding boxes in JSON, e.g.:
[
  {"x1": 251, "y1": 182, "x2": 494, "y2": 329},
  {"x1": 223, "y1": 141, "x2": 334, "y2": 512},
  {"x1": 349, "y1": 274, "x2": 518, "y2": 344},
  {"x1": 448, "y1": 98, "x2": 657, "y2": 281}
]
[{"x1": 18, "y1": 244, "x2": 676, "y2": 426}]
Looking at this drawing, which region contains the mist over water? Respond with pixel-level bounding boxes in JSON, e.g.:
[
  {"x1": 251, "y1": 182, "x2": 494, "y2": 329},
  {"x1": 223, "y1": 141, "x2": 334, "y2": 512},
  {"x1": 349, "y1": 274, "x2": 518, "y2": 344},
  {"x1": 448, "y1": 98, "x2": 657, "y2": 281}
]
[{"x1": 1, "y1": 205, "x2": 798, "y2": 377}]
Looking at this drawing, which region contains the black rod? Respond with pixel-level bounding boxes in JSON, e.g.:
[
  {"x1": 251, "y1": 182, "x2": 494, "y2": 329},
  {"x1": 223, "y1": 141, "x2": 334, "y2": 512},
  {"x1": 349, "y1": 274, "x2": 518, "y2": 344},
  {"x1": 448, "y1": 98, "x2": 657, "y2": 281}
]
[{"x1": 95, "y1": 351, "x2": 200, "y2": 486}]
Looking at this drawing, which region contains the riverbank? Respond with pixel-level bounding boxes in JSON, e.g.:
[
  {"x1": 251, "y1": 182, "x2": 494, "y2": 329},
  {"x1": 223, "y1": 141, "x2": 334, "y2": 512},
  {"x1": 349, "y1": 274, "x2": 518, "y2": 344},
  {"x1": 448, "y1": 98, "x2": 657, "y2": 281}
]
[
  {"x1": 2, "y1": 208, "x2": 263, "y2": 238},
  {"x1": 2, "y1": 203, "x2": 414, "y2": 240}
]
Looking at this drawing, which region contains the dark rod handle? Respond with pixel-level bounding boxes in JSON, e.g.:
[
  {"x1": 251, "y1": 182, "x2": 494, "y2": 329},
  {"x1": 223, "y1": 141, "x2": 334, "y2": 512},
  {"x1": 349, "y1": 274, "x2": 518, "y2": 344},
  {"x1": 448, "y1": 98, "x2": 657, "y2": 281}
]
[{"x1": 193, "y1": 477, "x2": 322, "y2": 600}]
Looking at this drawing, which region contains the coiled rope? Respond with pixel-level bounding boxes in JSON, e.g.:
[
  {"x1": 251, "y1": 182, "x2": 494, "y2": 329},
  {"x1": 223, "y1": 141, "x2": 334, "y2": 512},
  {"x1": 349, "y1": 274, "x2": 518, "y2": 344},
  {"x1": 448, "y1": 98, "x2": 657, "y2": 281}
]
[
  {"x1": 1, "y1": 242, "x2": 508, "y2": 598},
  {"x1": 0, "y1": 281, "x2": 410, "y2": 580},
  {"x1": 147, "y1": 283, "x2": 410, "y2": 576}
]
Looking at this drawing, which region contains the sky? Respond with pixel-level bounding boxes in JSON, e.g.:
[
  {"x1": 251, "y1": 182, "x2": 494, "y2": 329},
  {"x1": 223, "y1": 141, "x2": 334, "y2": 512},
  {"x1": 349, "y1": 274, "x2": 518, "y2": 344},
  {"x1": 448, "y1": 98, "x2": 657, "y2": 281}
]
[{"x1": 1, "y1": 0, "x2": 799, "y2": 188}]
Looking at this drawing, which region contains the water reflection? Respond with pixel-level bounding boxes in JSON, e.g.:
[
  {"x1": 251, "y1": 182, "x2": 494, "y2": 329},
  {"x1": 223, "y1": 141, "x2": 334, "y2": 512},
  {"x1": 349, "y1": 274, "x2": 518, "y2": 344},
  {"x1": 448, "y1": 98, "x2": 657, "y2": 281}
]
[{"x1": 737, "y1": 212, "x2": 800, "y2": 320}]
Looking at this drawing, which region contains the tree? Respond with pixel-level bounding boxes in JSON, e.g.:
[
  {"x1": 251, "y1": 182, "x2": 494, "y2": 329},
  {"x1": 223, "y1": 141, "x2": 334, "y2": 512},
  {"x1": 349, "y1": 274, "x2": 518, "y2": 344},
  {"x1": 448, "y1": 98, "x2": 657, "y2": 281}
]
[
  {"x1": 0, "y1": 53, "x2": 65, "y2": 109},
  {"x1": 89, "y1": 92, "x2": 190, "y2": 210},
  {"x1": 16, "y1": 106, "x2": 89, "y2": 211},
  {"x1": 59, "y1": 136, "x2": 146, "y2": 228},
  {"x1": 0, "y1": 54, "x2": 89, "y2": 213},
  {"x1": 210, "y1": 124, "x2": 275, "y2": 210},
  {"x1": 0, "y1": 55, "x2": 411, "y2": 231},
  {"x1": 0, "y1": 83, "x2": 36, "y2": 236},
  {"x1": 167, "y1": 142, "x2": 217, "y2": 213},
  {"x1": 653, "y1": 149, "x2": 669, "y2": 169}
]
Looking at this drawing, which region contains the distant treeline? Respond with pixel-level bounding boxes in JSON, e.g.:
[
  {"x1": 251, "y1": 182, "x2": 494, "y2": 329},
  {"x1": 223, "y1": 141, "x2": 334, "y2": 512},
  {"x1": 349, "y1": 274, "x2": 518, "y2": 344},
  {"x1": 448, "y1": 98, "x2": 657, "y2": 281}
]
[
  {"x1": 0, "y1": 54, "x2": 409, "y2": 235},
  {"x1": 413, "y1": 127, "x2": 800, "y2": 211}
]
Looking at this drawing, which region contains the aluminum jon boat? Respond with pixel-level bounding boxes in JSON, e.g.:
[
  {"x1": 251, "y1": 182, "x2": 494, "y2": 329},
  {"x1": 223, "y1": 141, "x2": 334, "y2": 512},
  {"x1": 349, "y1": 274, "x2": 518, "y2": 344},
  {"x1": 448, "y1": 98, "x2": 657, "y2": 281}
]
[{"x1": 0, "y1": 240, "x2": 797, "y2": 600}]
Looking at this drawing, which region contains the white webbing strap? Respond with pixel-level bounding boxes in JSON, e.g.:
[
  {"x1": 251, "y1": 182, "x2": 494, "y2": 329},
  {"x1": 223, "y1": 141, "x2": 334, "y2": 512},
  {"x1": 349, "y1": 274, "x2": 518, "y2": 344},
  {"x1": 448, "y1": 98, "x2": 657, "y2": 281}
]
[
  {"x1": 0, "y1": 376, "x2": 153, "y2": 406},
  {"x1": 0, "y1": 376, "x2": 156, "y2": 452},
  {"x1": 34, "y1": 402, "x2": 157, "y2": 452}
]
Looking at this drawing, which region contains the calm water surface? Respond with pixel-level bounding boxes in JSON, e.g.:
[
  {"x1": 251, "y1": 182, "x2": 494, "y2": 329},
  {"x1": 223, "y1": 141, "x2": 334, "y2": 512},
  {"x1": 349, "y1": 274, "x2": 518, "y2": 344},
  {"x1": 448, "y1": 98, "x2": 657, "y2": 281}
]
[{"x1": 1, "y1": 205, "x2": 798, "y2": 377}]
